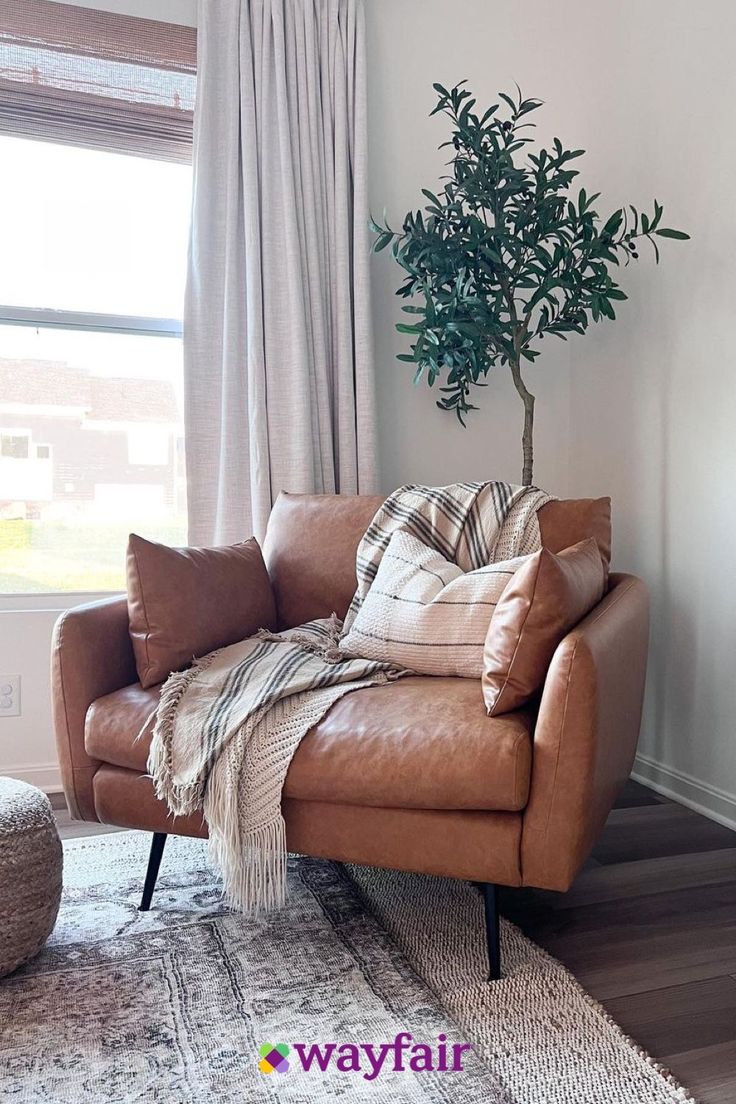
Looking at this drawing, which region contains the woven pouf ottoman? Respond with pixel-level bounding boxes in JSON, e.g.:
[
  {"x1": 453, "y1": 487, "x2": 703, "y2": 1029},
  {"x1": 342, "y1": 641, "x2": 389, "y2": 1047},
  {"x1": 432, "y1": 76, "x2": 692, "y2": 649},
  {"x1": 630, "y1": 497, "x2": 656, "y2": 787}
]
[{"x1": 0, "y1": 777, "x2": 63, "y2": 978}]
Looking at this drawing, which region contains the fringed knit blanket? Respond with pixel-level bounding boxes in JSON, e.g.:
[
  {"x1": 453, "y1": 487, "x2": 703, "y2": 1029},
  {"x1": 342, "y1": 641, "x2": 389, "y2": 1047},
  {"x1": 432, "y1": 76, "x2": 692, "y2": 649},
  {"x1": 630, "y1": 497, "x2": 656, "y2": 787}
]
[{"x1": 148, "y1": 481, "x2": 553, "y2": 912}]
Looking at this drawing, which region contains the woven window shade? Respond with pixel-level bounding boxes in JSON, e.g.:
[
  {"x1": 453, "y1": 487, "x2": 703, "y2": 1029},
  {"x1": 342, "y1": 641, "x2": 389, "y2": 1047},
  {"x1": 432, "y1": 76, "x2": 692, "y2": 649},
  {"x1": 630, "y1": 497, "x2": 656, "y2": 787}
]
[{"x1": 0, "y1": 0, "x2": 196, "y2": 162}]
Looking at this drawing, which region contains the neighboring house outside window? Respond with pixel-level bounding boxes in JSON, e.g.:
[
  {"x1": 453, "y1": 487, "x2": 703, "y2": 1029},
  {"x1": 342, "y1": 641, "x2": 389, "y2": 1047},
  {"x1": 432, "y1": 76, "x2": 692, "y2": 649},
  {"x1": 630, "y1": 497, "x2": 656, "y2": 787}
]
[{"x1": 0, "y1": 360, "x2": 184, "y2": 521}]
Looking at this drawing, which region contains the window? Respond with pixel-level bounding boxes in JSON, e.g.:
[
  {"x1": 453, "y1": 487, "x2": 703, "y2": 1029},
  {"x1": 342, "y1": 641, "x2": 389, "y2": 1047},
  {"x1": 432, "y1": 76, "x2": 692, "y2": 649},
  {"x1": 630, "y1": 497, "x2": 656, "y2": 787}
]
[
  {"x1": 0, "y1": 4, "x2": 196, "y2": 595},
  {"x1": 1, "y1": 433, "x2": 30, "y2": 460},
  {"x1": 0, "y1": 140, "x2": 191, "y2": 593}
]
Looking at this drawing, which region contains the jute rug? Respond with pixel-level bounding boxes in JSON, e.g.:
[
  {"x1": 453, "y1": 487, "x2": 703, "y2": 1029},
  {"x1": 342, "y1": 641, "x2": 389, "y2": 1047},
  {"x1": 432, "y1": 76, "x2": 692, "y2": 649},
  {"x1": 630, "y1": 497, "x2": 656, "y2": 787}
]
[
  {"x1": 0, "y1": 832, "x2": 694, "y2": 1104},
  {"x1": 350, "y1": 865, "x2": 695, "y2": 1104}
]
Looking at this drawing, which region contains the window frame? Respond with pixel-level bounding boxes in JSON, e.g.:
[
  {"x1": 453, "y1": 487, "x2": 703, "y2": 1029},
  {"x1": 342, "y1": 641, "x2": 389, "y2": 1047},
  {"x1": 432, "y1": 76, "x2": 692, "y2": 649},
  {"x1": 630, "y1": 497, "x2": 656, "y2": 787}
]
[{"x1": 0, "y1": 305, "x2": 182, "y2": 339}]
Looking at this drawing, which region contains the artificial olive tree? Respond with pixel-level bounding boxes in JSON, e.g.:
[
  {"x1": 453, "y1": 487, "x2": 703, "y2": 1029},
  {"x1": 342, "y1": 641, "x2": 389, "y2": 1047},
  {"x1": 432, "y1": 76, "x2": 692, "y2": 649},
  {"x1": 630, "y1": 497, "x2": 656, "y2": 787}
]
[{"x1": 372, "y1": 83, "x2": 688, "y2": 486}]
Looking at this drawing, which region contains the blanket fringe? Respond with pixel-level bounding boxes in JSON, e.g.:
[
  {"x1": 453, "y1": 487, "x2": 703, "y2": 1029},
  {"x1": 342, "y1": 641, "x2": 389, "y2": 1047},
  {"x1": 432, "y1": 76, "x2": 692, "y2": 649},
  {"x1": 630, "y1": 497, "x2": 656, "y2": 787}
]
[
  {"x1": 204, "y1": 739, "x2": 288, "y2": 912},
  {"x1": 210, "y1": 817, "x2": 288, "y2": 914},
  {"x1": 146, "y1": 651, "x2": 220, "y2": 816}
]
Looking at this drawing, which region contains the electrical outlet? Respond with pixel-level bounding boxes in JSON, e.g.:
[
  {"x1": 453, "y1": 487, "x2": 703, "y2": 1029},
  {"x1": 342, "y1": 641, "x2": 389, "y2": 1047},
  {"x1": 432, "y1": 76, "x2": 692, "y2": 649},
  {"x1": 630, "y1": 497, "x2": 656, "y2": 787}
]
[{"x1": 0, "y1": 675, "x2": 20, "y2": 717}]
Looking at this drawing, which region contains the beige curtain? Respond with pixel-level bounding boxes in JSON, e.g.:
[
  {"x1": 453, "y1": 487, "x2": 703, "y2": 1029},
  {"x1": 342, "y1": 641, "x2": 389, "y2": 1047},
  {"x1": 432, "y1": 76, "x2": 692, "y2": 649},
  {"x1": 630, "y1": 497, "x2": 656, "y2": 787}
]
[{"x1": 184, "y1": 0, "x2": 377, "y2": 545}]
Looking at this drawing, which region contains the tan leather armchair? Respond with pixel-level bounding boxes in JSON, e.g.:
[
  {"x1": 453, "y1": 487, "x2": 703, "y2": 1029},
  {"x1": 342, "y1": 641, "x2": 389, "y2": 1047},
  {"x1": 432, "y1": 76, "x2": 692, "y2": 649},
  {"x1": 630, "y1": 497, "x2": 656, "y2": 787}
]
[{"x1": 52, "y1": 493, "x2": 649, "y2": 979}]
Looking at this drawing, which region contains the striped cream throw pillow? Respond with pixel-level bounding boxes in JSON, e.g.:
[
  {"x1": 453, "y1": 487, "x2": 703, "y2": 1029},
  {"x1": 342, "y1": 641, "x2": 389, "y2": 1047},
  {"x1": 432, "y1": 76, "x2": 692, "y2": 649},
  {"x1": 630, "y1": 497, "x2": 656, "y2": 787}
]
[{"x1": 340, "y1": 530, "x2": 529, "y2": 677}]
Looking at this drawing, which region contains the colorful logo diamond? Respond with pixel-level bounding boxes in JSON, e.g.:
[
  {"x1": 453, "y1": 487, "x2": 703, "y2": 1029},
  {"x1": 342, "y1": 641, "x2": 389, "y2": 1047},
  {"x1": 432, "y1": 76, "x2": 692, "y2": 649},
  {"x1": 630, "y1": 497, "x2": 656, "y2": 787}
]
[{"x1": 259, "y1": 1043, "x2": 290, "y2": 1074}]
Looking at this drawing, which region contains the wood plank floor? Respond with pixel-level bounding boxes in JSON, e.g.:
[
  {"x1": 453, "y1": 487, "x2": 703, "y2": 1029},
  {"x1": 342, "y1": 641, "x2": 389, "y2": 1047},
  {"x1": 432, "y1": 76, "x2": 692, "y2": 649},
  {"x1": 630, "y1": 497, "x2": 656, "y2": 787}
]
[
  {"x1": 502, "y1": 780, "x2": 736, "y2": 1104},
  {"x1": 54, "y1": 781, "x2": 736, "y2": 1103}
]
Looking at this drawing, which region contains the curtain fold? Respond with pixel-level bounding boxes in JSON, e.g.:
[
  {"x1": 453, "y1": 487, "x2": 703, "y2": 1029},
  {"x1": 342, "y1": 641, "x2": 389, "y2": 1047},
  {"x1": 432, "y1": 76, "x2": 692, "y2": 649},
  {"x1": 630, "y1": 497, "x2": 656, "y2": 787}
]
[{"x1": 184, "y1": 0, "x2": 377, "y2": 545}]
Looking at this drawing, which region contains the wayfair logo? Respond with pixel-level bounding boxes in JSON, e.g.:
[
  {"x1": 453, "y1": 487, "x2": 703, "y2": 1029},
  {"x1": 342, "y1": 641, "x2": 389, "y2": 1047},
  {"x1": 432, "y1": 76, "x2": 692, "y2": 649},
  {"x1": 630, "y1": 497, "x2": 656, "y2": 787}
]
[
  {"x1": 258, "y1": 1043, "x2": 290, "y2": 1074},
  {"x1": 258, "y1": 1033, "x2": 471, "y2": 1081}
]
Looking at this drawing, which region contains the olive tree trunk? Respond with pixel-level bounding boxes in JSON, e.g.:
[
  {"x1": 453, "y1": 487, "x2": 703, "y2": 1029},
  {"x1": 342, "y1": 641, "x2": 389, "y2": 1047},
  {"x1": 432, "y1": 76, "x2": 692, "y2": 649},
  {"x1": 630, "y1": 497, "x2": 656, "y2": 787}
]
[{"x1": 510, "y1": 359, "x2": 535, "y2": 486}]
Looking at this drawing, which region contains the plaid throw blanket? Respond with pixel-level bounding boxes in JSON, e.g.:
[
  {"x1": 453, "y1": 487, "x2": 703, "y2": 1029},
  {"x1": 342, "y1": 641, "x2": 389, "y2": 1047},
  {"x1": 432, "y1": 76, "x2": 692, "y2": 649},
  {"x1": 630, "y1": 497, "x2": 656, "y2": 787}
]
[
  {"x1": 148, "y1": 481, "x2": 553, "y2": 913},
  {"x1": 343, "y1": 481, "x2": 553, "y2": 634}
]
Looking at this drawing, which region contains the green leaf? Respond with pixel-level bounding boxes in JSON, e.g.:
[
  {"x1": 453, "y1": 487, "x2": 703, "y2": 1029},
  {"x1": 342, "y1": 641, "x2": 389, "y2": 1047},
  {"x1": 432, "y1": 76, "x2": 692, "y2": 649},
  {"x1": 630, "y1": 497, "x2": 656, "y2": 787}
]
[
  {"x1": 655, "y1": 228, "x2": 690, "y2": 240},
  {"x1": 518, "y1": 99, "x2": 543, "y2": 116},
  {"x1": 421, "y1": 189, "x2": 442, "y2": 208},
  {"x1": 601, "y1": 209, "x2": 623, "y2": 237}
]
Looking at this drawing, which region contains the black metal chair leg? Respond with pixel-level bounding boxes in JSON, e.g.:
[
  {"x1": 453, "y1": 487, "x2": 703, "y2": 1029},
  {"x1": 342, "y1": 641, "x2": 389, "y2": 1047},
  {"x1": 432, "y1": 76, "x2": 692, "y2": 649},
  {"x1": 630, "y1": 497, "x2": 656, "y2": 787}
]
[
  {"x1": 481, "y1": 882, "x2": 502, "y2": 980},
  {"x1": 139, "y1": 832, "x2": 167, "y2": 911}
]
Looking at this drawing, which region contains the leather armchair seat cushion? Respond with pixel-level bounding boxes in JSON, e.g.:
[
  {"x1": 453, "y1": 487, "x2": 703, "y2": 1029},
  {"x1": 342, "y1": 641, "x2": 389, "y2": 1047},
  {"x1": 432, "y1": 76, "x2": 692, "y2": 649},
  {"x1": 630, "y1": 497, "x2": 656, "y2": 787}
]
[{"x1": 85, "y1": 676, "x2": 533, "y2": 812}]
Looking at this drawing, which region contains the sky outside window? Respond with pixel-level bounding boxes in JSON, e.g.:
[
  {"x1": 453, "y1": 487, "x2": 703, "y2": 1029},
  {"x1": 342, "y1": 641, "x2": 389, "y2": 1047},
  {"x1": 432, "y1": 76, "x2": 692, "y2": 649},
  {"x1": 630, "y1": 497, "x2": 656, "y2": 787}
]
[{"x1": 0, "y1": 136, "x2": 191, "y2": 318}]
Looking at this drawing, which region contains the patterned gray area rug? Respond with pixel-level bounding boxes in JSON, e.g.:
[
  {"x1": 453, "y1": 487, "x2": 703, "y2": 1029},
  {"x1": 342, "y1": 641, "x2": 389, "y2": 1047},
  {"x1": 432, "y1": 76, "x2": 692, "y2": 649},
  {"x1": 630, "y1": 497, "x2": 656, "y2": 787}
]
[
  {"x1": 0, "y1": 833, "x2": 694, "y2": 1104},
  {"x1": 0, "y1": 833, "x2": 504, "y2": 1104}
]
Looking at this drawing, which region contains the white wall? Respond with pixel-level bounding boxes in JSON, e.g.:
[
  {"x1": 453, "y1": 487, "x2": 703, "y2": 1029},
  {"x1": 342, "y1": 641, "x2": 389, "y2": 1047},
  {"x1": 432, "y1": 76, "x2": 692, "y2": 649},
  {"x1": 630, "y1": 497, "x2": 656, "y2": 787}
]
[
  {"x1": 366, "y1": 0, "x2": 736, "y2": 825},
  {"x1": 5, "y1": 0, "x2": 735, "y2": 828},
  {"x1": 0, "y1": 593, "x2": 113, "y2": 789}
]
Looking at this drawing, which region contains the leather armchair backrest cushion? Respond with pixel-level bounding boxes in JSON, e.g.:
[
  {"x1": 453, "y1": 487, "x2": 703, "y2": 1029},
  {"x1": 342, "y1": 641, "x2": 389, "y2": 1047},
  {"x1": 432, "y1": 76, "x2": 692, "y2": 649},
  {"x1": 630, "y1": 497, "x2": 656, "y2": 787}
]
[
  {"x1": 127, "y1": 533, "x2": 277, "y2": 688},
  {"x1": 537, "y1": 497, "x2": 611, "y2": 568},
  {"x1": 263, "y1": 492, "x2": 386, "y2": 628},
  {"x1": 263, "y1": 493, "x2": 612, "y2": 631}
]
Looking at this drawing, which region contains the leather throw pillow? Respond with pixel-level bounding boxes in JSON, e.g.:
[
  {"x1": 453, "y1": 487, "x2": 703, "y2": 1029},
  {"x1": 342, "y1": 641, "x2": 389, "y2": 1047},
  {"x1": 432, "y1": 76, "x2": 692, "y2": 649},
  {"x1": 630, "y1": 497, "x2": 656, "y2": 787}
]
[
  {"x1": 127, "y1": 534, "x2": 277, "y2": 689},
  {"x1": 482, "y1": 538, "x2": 605, "y2": 715}
]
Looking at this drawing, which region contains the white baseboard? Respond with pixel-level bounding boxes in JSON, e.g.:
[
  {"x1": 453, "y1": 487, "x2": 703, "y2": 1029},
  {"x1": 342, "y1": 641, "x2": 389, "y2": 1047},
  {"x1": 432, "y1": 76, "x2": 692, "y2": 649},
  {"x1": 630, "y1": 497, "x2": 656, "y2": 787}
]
[
  {"x1": 3, "y1": 762, "x2": 62, "y2": 794},
  {"x1": 633, "y1": 752, "x2": 736, "y2": 833}
]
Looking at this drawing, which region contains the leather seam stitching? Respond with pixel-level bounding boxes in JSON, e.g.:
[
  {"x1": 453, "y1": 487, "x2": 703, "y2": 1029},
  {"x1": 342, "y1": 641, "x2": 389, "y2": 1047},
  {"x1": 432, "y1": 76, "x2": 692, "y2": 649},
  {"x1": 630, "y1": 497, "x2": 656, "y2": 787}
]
[
  {"x1": 55, "y1": 614, "x2": 100, "y2": 819},
  {"x1": 582, "y1": 577, "x2": 635, "y2": 630},
  {"x1": 55, "y1": 615, "x2": 75, "y2": 771},
  {"x1": 539, "y1": 637, "x2": 579, "y2": 843},
  {"x1": 512, "y1": 728, "x2": 527, "y2": 810},
  {"x1": 130, "y1": 541, "x2": 153, "y2": 683}
]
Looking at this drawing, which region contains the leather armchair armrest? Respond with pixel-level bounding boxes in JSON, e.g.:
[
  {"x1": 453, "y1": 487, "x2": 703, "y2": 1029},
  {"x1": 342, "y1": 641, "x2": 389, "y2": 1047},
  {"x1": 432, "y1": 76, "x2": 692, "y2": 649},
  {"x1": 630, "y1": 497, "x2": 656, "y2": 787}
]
[
  {"x1": 520, "y1": 573, "x2": 650, "y2": 891},
  {"x1": 51, "y1": 594, "x2": 137, "y2": 820}
]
